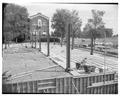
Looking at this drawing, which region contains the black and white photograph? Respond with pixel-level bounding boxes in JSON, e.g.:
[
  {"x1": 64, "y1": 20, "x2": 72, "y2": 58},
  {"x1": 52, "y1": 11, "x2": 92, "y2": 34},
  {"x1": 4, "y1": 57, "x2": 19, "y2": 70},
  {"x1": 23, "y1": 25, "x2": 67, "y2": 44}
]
[{"x1": 1, "y1": 0, "x2": 118, "y2": 94}]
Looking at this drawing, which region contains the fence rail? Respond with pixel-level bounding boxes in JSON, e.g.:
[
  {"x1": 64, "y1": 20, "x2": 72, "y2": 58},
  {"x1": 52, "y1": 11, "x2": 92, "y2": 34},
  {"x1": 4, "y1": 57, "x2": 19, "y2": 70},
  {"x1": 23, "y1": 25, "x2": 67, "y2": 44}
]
[{"x1": 2, "y1": 72, "x2": 118, "y2": 94}]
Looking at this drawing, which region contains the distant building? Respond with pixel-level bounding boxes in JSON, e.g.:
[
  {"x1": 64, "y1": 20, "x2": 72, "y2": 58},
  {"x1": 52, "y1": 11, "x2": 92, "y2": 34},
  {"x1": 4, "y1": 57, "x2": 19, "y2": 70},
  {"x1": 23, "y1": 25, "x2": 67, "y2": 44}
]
[{"x1": 29, "y1": 13, "x2": 49, "y2": 41}]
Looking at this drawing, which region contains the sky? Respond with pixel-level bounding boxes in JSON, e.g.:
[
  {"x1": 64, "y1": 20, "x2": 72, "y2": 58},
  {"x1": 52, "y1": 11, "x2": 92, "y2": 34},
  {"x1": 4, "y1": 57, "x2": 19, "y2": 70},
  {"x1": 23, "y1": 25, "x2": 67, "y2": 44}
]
[{"x1": 19, "y1": 3, "x2": 118, "y2": 35}]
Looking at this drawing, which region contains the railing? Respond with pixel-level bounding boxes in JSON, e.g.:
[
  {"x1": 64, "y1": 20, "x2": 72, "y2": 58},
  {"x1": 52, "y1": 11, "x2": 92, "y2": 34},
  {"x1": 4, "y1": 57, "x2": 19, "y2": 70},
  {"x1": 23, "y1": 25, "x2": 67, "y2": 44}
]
[{"x1": 2, "y1": 72, "x2": 118, "y2": 94}]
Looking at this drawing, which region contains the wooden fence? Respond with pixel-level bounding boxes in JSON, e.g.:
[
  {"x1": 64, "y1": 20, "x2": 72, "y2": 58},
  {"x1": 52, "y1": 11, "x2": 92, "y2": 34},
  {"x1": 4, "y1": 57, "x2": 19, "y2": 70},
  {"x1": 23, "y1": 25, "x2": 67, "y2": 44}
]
[{"x1": 2, "y1": 72, "x2": 118, "y2": 94}]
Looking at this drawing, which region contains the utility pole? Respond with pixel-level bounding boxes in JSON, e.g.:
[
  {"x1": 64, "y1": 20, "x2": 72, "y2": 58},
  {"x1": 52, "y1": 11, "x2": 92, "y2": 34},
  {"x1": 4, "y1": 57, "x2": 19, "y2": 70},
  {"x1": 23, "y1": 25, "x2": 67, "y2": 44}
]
[
  {"x1": 47, "y1": 20, "x2": 50, "y2": 56},
  {"x1": 39, "y1": 28, "x2": 41, "y2": 51},
  {"x1": 38, "y1": 19, "x2": 42, "y2": 51},
  {"x1": 90, "y1": 31, "x2": 93, "y2": 55},
  {"x1": 71, "y1": 28, "x2": 74, "y2": 50},
  {"x1": 65, "y1": 22, "x2": 71, "y2": 72},
  {"x1": 35, "y1": 30, "x2": 36, "y2": 48},
  {"x1": 31, "y1": 32, "x2": 33, "y2": 48}
]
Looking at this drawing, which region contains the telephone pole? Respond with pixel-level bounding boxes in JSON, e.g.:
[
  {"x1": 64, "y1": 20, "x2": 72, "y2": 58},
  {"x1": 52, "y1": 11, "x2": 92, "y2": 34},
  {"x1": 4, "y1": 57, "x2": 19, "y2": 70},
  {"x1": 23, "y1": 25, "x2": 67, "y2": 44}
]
[
  {"x1": 39, "y1": 28, "x2": 41, "y2": 51},
  {"x1": 47, "y1": 20, "x2": 50, "y2": 56},
  {"x1": 65, "y1": 22, "x2": 72, "y2": 72}
]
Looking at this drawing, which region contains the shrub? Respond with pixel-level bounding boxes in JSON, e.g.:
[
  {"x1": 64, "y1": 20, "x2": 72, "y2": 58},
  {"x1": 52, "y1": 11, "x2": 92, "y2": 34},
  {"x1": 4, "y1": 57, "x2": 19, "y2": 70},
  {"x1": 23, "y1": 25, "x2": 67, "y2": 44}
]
[{"x1": 38, "y1": 37, "x2": 60, "y2": 42}]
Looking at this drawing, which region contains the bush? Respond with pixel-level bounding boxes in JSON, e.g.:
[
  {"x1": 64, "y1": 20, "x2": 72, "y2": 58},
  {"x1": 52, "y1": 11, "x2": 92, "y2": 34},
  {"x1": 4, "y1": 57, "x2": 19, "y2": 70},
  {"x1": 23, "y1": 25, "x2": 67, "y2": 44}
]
[
  {"x1": 113, "y1": 44, "x2": 118, "y2": 49},
  {"x1": 107, "y1": 51, "x2": 118, "y2": 55},
  {"x1": 38, "y1": 37, "x2": 60, "y2": 42}
]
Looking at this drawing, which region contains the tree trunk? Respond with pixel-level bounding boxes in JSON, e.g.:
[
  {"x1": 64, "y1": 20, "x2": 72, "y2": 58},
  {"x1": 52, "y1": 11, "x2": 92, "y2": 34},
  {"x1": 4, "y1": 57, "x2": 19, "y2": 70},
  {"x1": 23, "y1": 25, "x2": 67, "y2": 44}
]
[
  {"x1": 8, "y1": 41, "x2": 10, "y2": 47},
  {"x1": 53, "y1": 36, "x2": 55, "y2": 45},
  {"x1": 54, "y1": 38, "x2": 55, "y2": 45},
  {"x1": 60, "y1": 34, "x2": 63, "y2": 47},
  {"x1": 4, "y1": 35, "x2": 7, "y2": 49},
  {"x1": 4, "y1": 40, "x2": 7, "y2": 49},
  {"x1": 35, "y1": 31, "x2": 36, "y2": 48},
  {"x1": 39, "y1": 29, "x2": 41, "y2": 51},
  {"x1": 71, "y1": 30, "x2": 74, "y2": 50},
  {"x1": 31, "y1": 32, "x2": 33, "y2": 48},
  {"x1": 16, "y1": 38, "x2": 17, "y2": 43},
  {"x1": 47, "y1": 21, "x2": 50, "y2": 56},
  {"x1": 90, "y1": 32, "x2": 93, "y2": 55},
  {"x1": 93, "y1": 39, "x2": 96, "y2": 50}
]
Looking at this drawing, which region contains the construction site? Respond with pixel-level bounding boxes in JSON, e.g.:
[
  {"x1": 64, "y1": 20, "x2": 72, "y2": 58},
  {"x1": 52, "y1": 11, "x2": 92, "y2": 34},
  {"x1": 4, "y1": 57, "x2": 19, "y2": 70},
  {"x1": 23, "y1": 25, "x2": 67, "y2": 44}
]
[{"x1": 2, "y1": 3, "x2": 118, "y2": 94}]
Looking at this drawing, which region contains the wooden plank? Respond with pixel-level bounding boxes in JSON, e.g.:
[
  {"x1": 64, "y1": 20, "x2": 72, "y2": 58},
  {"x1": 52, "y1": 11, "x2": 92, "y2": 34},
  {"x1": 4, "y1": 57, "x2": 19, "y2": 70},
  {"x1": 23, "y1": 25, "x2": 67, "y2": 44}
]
[
  {"x1": 70, "y1": 70, "x2": 80, "y2": 76},
  {"x1": 106, "y1": 85, "x2": 108, "y2": 94},
  {"x1": 82, "y1": 78, "x2": 84, "y2": 94},
  {"x1": 83, "y1": 77, "x2": 87, "y2": 94},
  {"x1": 47, "y1": 89, "x2": 50, "y2": 93},
  {"x1": 11, "y1": 84, "x2": 13, "y2": 93},
  {"x1": 71, "y1": 78, "x2": 75, "y2": 94},
  {"x1": 69, "y1": 77, "x2": 72, "y2": 94},
  {"x1": 25, "y1": 82, "x2": 28, "y2": 93},
  {"x1": 96, "y1": 76, "x2": 99, "y2": 82},
  {"x1": 86, "y1": 77, "x2": 88, "y2": 93},
  {"x1": 100, "y1": 75, "x2": 103, "y2": 82},
  {"x1": 27, "y1": 81, "x2": 31, "y2": 93},
  {"x1": 75, "y1": 78, "x2": 77, "y2": 94},
  {"x1": 73, "y1": 78, "x2": 76, "y2": 94},
  {"x1": 79, "y1": 78, "x2": 82, "y2": 94},
  {"x1": 34, "y1": 81, "x2": 37, "y2": 93},
  {"x1": 88, "y1": 80, "x2": 117, "y2": 88},
  {"x1": 94, "y1": 87, "x2": 97, "y2": 94},
  {"x1": 59, "y1": 78, "x2": 63, "y2": 93},
  {"x1": 8, "y1": 84, "x2": 12, "y2": 93},
  {"x1": 113, "y1": 84, "x2": 115, "y2": 94},
  {"x1": 55, "y1": 78, "x2": 59, "y2": 93},
  {"x1": 110, "y1": 74, "x2": 113, "y2": 80},
  {"x1": 68, "y1": 77, "x2": 71, "y2": 94},
  {"x1": 105, "y1": 85, "x2": 107, "y2": 94},
  {"x1": 12, "y1": 83, "x2": 17, "y2": 93},
  {"x1": 97, "y1": 86, "x2": 101, "y2": 94},
  {"x1": 19, "y1": 83, "x2": 23, "y2": 93},
  {"x1": 63, "y1": 77, "x2": 67, "y2": 94},
  {"x1": 51, "y1": 88, "x2": 55, "y2": 93},
  {"x1": 106, "y1": 75, "x2": 108, "y2": 81},
  {"x1": 100, "y1": 86, "x2": 103, "y2": 94},
  {"x1": 33, "y1": 81, "x2": 36, "y2": 93},
  {"x1": 108, "y1": 74, "x2": 111, "y2": 81},
  {"x1": 66, "y1": 77, "x2": 69, "y2": 93},
  {"x1": 77, "y1": 78, "x2": 80, "y2": 94},
  {"x1": 112, "y1": 84, "x2": 115, "y2": 94},
  {"x1": 103, "y1": 85, "x2": 105, "y2": 94},
  {"x1": 94, "y1": 76, "x2": 97, "y2": 83},
  {"x1": 30, "y1": 81, "x2": 33, "y2": 93},
  {"x1": 36, "y1": 81, "x2": 39, "y2": 93},
  {"x1": 67, "y1": 77, "x2": 70, "y2": 94},
  {"x1": 72, "y1": 78, "x2": 79, "y2": 94},
  {"x1": 108, "y1": 85, "x2": 111, "y2": 94},
  {"x1": 37, "y1": 86, "x2": 56, "y2": 90},
  {"x1": 115, "y1": 83, "x2": 118, "y2": 94},
  {"x1": 110, "y1": 74, "x2": 113, "y2": 81},
  {"x1": 91, "y1": 87, "x2": 94, "y2": 94},
  {"x1": 17, "y1": 83, "x2": 20, "y2": 93},
  {"x1": 11, "y1": 84, "x2": 14, "y2": 93},
  {"x1": 22, "y1": 82, "x2": 25, "y2": 93},
  {"x1": 89, "y1": 77, "x2": 92, "y2": 86},
  {"x1": 2, "y1": 84, "x2": 5, "y2": 93},
  {"x1": 87, "y1": 77, "x2": 90, "y2": 94},
  {"x1": 109, "y1": 85, "x2": 111, "y2": 94},
  {"x1": 98, "y1": 75, "x2": 101, "y2": 82},
  {"x1": 76, "y1": 78, "x2": 79, "y2": 94},
  {"x1": 94, "y1": 77, "x2": 97, "y2": 94}
]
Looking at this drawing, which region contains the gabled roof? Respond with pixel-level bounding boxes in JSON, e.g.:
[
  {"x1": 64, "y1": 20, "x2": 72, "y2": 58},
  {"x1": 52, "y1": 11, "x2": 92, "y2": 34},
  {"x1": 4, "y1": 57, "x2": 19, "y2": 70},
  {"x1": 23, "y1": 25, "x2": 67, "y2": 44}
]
[{"x1": 29, "y1": 13, "x2": 49, "y2": 20}]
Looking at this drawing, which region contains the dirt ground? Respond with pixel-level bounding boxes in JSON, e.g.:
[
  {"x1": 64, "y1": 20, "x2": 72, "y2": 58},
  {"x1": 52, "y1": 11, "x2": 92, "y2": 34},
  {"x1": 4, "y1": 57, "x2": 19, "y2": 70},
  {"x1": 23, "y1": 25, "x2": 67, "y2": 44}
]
[{"x1": 2, "y1": 46, "x2": 71, "y2": 83}]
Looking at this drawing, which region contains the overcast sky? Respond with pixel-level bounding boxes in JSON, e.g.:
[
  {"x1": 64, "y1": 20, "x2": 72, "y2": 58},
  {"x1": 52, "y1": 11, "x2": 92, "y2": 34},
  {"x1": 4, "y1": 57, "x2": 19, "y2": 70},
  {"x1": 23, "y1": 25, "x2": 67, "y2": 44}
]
[{"x1": 19, "y1": 3, "x2": 118, "y2": 35}]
